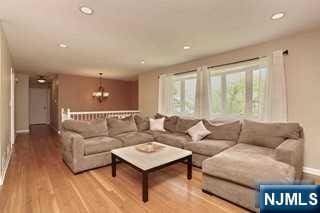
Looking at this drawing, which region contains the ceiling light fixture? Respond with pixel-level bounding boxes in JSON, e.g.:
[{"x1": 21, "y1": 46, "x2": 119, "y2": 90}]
[
  {"x1": 271, "y1": 12, "x2": 285, "y2": 20},
  {"x1": 80, "y1": 6, "x2": 94, "y2": 15},
  {"x1": 92, "y1": 73, "x2": 109, "y2": 103},
  {"x1": 141, "y1": 60, "x2": 145, "y2": 64},
  {"x1": 59, "y1": 43, "x2": 68, "y2": 48},
  {"x1": 37, "y1": 76, "x2": 46, "y2": 84},
  {"x1": 183, "y1": 46, "x2": 191, "y2": 50}
]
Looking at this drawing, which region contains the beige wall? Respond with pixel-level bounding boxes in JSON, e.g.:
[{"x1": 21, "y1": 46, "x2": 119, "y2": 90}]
[
  {"x1": 0, "y1": 25, "x2": 13, "y2": 183},
  {"x1": 139, "y1": 27, "x2": 320, "y2": 170},
  {"x1": 15, "y1": 73, "x2": 29, "y2": 132}
]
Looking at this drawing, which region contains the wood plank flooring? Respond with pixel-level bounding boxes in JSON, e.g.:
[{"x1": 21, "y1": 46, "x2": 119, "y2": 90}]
[{"x1": 0, "y1": 125, "x2": 317, "y2": 213}]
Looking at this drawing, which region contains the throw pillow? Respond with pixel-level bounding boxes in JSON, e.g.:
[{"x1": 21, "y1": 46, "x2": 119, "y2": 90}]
[
  {"x1": 107, "y1": 116, "x2": 138, "y2": 136},
  {"x1": 149, "y1": 118, "x2": 166, "y2": 131},
  {"x1": 203, "y1": 120, "x2": 241, "y2": 141},
  {"x1": 187, "y1": 121, "x2": 211, "y2": 142},
  {"x1": 134, "y1": 115, "x2": 150, "y2": 131},
  {"x1": 239, "y1": 119, "x2": 301, "y2": 148},
  {"x1": 176, "y1": 117, "x2": 200, "y2": 133},
  {"x1": 154, "y1": 113, "x2": 178, "y2": 132},
  {"x1": 62, "y1": 119, "x2": 108, "y2": 139}
]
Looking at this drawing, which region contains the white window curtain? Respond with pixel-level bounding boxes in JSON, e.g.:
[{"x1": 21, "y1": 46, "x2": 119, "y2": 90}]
[
  {"x1": 158, "y1": 73, "x2": 174, "y2": 115},
  {"x1": 262, "y1": 50, "x2": 288, "y2": 121},
  {"x1": 195, "y1": 66, "x2": 211, "y2": 118},
  {"x1": 158, "y1": 50, "x2": 287, "y2": 121}
]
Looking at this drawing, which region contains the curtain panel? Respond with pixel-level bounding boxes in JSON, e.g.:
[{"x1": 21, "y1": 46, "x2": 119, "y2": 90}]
[{"x1": 263, "y1": 50, "x2": 288, "y2": 121}]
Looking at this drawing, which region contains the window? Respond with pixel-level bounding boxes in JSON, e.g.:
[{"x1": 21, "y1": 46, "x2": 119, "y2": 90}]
[
  {"x1": 159, "y1": 59, "x2": 269, "y2": 119},
  {"x1": 171, "y1": 72, "x2": 197, "y2": 115},
  {"x1": 209, "y1": 62, "x2": 267, "y2": 118}
]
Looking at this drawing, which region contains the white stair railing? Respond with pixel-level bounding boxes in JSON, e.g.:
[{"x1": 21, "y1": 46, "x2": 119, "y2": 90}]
[{"x1": 61, "y1": 108, "x2": 139, "y2": 122}]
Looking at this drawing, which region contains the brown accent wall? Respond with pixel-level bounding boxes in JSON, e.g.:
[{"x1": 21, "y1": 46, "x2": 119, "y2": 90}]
[
  {"x1": 51, "y1": 74, "x2": 138, "y2": 129},
  {"x1": 58, "y1": 74, "x2": 138, "y2": 111}
]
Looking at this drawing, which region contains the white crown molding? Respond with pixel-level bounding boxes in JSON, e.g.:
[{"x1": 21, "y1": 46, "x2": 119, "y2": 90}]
[
  {"x1": 15, "y1": 129, "x2": 29, "y2": 134},
  {"x1": 0, "y1": 149, "x2": 13, "y2": 185},
  {"x1": 303, "y1": 167, "x2": 320, "y2": 176}
]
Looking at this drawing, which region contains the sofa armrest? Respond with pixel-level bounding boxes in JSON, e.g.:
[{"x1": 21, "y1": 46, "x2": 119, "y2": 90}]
[
  {"x1": 275, "y1": 139, "x2": 304, "y2": 178},
  {"x1": 61, "y1": 131, "x2": 85, "y2": 159}
]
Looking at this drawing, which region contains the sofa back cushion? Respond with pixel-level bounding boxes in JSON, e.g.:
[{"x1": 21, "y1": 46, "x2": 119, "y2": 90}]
[
  {"x1": 134, "y1": 115, "x2": 150, "y2": 131},
  {"x1": 107, "y1": 116, "x2": 138, "y2": 136},
  {"x1": 239, "y1": 119, "x2": 301, "y2": 148},
  {"x1": 154, "y1": 113, "x2": 178, "y2": 132},
  {"x1": 62, "y1": 119, "x2": 108, "y2": 139},
  {"x1": 175, "y1": 117, "x2": 200, "y2": 133},
  {"x1": 204, "y1": 120, "x2": 241, "y2": 141}
]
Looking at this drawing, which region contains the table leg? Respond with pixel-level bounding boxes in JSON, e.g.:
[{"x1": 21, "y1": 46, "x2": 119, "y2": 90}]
[
  {"x1": 112, "y1": 153, "x2": 116, "y2": 177},
  {"x1": 187, "y1": 155, "x2": 192, "y2": 180},
  {"x1": 142, "y1": 172, "x2": 148, "y2": 202}
]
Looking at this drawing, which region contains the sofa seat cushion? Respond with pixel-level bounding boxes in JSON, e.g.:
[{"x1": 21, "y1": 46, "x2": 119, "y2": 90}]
[
  {"x1": 155, "y1": 133, "x2": 191, "y2": 148},
  {"x1": 184, "y1": 139, "x2": 236, "y2": 157},
  {"x1": 84, "y1": 137, "x2": 122, "y2": 155},
  {"x1": 202, "y1": 143, "x2": 295, "y2": 189},
  {"x1": 115, "y1": 132, "x2": 153, "y2": 146},
  {"x1": 143, "y1": 130, "x2": 168, "y2": 138}
]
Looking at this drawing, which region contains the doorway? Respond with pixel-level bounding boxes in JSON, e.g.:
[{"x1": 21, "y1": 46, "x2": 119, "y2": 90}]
[{"x1": 29, "y1": 88, "x2": 50, "y2": 125}]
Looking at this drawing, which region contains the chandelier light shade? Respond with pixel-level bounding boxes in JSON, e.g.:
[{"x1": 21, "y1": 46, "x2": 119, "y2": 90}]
[{"x1": 92, "y1": 73, "x2": 109, "y2": 103}]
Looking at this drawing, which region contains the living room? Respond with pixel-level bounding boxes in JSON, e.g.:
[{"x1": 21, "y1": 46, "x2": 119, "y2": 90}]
[{"x1": 0, "y1": 1, "x2": 320, "y2": 212}]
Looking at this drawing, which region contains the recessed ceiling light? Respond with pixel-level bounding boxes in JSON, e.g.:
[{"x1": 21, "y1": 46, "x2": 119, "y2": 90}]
[
  {"x1": 141, "y1": 60, "x2": 145, "y2": 64},
  {"x1": 59, "y1": 43, "x2": 68, "y2": 48},
  {"x1": 183, "y1": 46, "x2": 191, "y2": 50},
  {"x1": 37, "y1": 76, "x2": 46, "y2": 84},
  {"x1": 271, "y1": 12, "x2": 285, "y2": 20},
  {"x1": 80, "y1": 6, "x2": 94, "y2": 15}
]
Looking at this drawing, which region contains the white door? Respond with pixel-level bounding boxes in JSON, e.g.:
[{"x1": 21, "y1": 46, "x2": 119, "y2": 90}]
[{"x1": 30, "y1": 88, "x2": 49, "y2": 125}]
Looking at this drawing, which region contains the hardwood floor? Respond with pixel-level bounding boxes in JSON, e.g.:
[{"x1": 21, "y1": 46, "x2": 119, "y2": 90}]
[{"x1": 2, "y1": 125, "x2": 317, "y2": 213}]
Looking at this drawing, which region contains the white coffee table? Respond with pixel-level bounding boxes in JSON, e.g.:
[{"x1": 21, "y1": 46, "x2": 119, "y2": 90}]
[{"x1": 111, "y1": 142, "x2": 192, "y2": 202}]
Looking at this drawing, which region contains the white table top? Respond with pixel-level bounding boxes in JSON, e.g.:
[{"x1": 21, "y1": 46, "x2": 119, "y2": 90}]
[{"x1": 111, "y1": 142, "x2": 192, "y2": 171}]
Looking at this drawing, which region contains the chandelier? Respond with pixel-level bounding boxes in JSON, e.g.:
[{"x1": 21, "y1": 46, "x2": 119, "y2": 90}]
[{"x1": 92, "y1": 73, "x2": 109, "y2": 103}]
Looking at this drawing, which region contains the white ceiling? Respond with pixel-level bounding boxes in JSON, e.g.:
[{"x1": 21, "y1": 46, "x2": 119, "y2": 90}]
[{"x1": 1, "y1": 0, "x2": 320, "y2": 80}]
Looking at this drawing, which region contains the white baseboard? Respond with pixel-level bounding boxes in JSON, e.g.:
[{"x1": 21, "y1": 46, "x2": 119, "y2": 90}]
[
  {"x1": 303, "y1": 167, "x2": 320, "y2": 176},
  {"x1": 0, "y1": 149, "x2": 12, "y2": 185},
  {"x1": 16, "y1": 129, "x2": 29, "y2": 134}
]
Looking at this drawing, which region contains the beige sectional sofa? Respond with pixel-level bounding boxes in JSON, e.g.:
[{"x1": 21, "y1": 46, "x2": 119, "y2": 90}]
[{"x1": 61, "y1": 113, "x2": 304, "y2": 212}]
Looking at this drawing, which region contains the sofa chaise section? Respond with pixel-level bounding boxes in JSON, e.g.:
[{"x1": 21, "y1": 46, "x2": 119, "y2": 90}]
[{"x1": 202, "y1": 120, "x2": 304, "y2": 212}]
